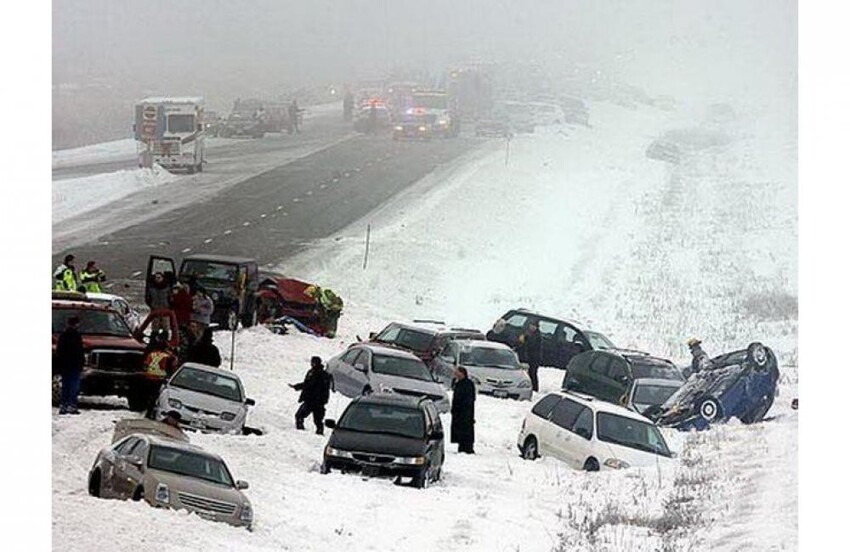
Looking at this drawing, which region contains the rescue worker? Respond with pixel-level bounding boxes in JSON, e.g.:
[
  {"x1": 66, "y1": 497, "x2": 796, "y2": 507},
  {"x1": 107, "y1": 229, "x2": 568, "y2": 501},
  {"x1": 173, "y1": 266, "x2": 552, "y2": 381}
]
[
  {"x1": 141, "y1": 330, "x2": 178, "y2": 415},
  {"x1": 687, "y1": 338, "x2": 714, "y2": 377},
  {"x1": 79, "y1": 260, "x2": 106, "y2": 293},
  {"x1": 305, "y1": 285, "x2": 344, "y2": 337},
  {"x1": 517, "y1": 322, "x2": 542, "y2": 392},
  {"x1": 289, "y1": 356, "x2": 332, "y2": 435},
  {"x1": 56, "y1": 316, "x2": 85, "y2": 415},
  {"x1": 54, "y1": 254, "x2": 78, "y2": 291},
  {"x1": 186, "y1": 327, "x2": 222, "y2": 368},
  {"x1": 451, "y1": 366, "x2": 476, "y2": 454}
]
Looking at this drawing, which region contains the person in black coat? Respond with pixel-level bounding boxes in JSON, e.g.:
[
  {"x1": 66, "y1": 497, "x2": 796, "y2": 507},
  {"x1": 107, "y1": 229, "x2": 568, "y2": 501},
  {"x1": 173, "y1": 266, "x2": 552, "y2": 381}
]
[
  {"x1": 56, "y1": 316, "x2": 85, "y2": 414},
  {"x1": 290, "y1": 356, "x2": 332, "y2": 434},
  {"x1": 186, "y1": 328, "x2": 222, "y2": 367},
  {"x1": 518, "y1": 322, "x2": 542, "y2": 392},
  {"x1": 451, "y1": 366, "x2": 476, "y2": 453}
]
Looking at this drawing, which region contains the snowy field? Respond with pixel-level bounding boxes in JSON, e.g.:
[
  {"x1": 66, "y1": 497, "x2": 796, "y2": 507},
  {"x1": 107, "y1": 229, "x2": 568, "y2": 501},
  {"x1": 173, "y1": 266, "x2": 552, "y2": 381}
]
[{"x1": 52, "y1": 101, "x2": 797, "y2": 551}]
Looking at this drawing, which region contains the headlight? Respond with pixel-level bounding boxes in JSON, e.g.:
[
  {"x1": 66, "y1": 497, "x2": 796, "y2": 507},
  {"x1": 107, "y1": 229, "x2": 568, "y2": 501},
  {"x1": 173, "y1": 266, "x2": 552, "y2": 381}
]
[
  {"x1": 418, "y1": 126, "x2": 427, "y2": 131},
  {"x1": 239, "y1": 503, "x2": 253, "y2": 523},
  {"x1": 394, "y1": 126, "x2": 403, "y2": 131},
  {"x1": 603, "y1": 458, "x2": 630, "y2": 470},
  {"x1": 324, "y1": 446, "x2": 353, "y2": 459},
  {"x1": 168, "y1": 398, "x2": 182, "y2": 409},
  {"x1": 155, "y1": 483, "x2": 170, "y2": 503},
  {"x1": 220, "y1": 411, "x2": 236, "y2": 421},
  {"x1": 517, "y1": 379, "x2": 531, "y2": 389},
  {"x1": 396, "y1": 455, "x2": 427, "y2": 465}
]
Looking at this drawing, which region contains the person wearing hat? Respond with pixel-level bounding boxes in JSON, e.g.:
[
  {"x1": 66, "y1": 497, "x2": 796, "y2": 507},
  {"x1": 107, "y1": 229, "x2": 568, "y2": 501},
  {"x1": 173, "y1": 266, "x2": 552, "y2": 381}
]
[
  {"x1": 54, "y1": 254, "x2": 79, "y2": 292},
  {"x1": 80, "y1": 260, "x2": 107, "y2": 293},
  {"x1": 686, "y1": 338, "x2": 714, "y2": 377},
  {"x1": 162, "y1": 410, "x2": 183, "y2": 428},
  {"x1": 289, "y1": 356, "x2": 332, "y2": 434}
]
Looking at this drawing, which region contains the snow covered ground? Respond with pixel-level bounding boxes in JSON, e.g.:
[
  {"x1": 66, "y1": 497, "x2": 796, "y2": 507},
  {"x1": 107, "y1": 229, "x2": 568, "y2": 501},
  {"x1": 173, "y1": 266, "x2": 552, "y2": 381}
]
[{"x1": 52, "y1": 100, "x2": 797, "y2": 550}]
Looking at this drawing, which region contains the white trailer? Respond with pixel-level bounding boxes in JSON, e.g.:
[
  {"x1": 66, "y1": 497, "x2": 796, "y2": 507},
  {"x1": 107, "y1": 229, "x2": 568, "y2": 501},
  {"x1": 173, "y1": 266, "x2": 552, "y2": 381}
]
[{"x1": 134, "y1": 97, "x2": 205, "y2": 173}]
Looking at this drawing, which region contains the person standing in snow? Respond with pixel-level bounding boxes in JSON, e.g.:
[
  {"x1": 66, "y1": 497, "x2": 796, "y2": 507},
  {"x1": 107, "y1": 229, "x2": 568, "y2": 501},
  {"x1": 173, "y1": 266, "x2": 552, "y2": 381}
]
[
  {"x1": 79, "y1": 260, "x2": 106, "y2": 293},
  {"x1": 190, "y1": 286, "x2": 214, "y2": 338},
  {"x1": 56, "y1": 316, "x2": 85, "y2": 414},
  {"x1": 451, "y1": 366, "x2": 476, "y2": 454},
  {"x1": 517, "y1": 322, "x2": 542, "y2": 392},
  {"x1": 686, "y1": 338, "x2": 714, "y2": 377},
  {"x1": 54, "y1": 254, "x2": 79, "y2": 292},
  {"x1": 288, "y1": 100, "x2": 301, "y2": 133},
  {"x1": 186, "y1": 327, "x2": 222, "y2": 368},
  {"x1": 289, "y1": 356, "x2": 332, "y2": 435}
]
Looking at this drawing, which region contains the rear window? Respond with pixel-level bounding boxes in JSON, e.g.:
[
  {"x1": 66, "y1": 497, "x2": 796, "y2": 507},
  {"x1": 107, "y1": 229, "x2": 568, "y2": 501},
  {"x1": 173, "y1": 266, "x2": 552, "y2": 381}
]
[
  {"x1": 375, "y1": 325, "x2": 434, "y2": 353},
  {"x1": 631, "y1": 361, "x2": 683, "y2": 381},
  {"x1": 531, "y1": 394, "x2": 561, "y2": 418}
]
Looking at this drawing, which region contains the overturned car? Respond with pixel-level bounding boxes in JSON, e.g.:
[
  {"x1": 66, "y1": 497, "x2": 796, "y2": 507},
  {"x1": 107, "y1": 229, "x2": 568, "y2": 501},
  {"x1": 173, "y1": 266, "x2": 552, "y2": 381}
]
[{"x1": 649, "y1": 342, "x2": 780, "y2": 431}]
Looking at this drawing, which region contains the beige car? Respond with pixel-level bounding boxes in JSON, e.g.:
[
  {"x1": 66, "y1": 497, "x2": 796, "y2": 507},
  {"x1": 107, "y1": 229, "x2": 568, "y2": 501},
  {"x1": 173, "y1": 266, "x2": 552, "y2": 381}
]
[{"x1": 87, "y1": 432, "x2": 253, "y2": 529}]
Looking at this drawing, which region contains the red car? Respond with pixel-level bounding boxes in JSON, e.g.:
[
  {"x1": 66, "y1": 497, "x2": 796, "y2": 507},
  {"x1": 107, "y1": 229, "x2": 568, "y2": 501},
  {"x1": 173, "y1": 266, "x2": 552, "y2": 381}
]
[{"x1": 52, "y1": 297, "x2": 148, "y2": 410}]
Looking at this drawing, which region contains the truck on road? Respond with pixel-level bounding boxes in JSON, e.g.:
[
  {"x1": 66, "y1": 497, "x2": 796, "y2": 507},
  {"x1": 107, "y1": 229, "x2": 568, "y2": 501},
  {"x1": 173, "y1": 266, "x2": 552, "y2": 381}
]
[{"x1": 134, "y1": 97, "x2": 205, "y2": 173}]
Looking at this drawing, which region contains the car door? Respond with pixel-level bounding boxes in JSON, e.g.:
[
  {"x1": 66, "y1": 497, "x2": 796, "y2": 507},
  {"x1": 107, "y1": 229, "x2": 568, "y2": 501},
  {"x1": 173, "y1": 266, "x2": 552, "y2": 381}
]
[
  {"x1": 498, "y1": 312, "x2": 529, "y2": 348},
  {"x1": 111, "y1": 437, "x2": 144, "y2": 498},
  {"x1": 568, "y1": 405, "x2": 595, "y2": 465},
  {"x1": 537, "y1": 318, "x2": 559, "y2": 368},
  {"x1": 604, "y1": 358, "x2": 631, "y2": 405},
  {"x1": 101, "y1": 437, "x2": 136, "y2": 498},
  {"x1": 423, "y1": 403, "x2": 445, "y2": 469},
  {"x1": 352, "y1": 349, "x2": 372, "y2": 393},
  {"x1": 584, "y1": 353, "x2": 613, "y2": 399},
  {"x1": 557, "y1": 323, "x2": 587, "y2": 368},
  {"x1": 546, "y1": 398, "x2": 584, "y2": 468},
  {"x1": 331, "y1": 348, "x2": 360, "y2": 396},
  {"x1": 433, "y1": 342, "x2": 458, "y2": 385}
]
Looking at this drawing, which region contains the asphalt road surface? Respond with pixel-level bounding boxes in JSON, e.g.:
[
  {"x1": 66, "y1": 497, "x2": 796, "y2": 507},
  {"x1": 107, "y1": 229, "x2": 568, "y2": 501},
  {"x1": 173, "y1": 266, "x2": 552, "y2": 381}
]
[{"x1": 53, "y1": 130, "x2": 482, "y2": 288}]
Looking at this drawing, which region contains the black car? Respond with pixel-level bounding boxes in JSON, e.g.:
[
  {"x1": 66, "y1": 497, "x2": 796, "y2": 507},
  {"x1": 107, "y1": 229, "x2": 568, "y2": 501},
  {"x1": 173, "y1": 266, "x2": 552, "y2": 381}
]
[
  {"x1": 561, "y1": 349, "x2": 683, "y2": 408},
  {"x1": 369, "y1": 320, "x2": 485, "y2": 366},
  {"x1": 146, "y1": 254, "x2": 260, "y2": 329},
  {"x1": 486, "y1": 309, "x2": 614, "y2": 369},
  {"x1": 650, "y1": 342, "x2": 780, "y2": 431},
  {"x1": 321, "y1": 393, "x2": 445, "y2": 488}
]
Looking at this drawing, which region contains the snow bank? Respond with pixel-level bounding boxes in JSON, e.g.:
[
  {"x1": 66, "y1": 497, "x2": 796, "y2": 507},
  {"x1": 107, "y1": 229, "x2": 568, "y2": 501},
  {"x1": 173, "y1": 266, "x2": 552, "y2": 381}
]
[
  {"x1": 52, "y1": 139, "x2": 138, "y2": 169},
  {"x1": 52, "y1": 165, "x2": 181, "y2": 224}
]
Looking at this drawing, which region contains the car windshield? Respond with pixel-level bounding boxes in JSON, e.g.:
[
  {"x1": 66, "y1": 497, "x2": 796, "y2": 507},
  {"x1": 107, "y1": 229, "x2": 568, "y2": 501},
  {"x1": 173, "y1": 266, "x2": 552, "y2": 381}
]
[
  {"x1": 632, "y1": 361, "x2": 683, "y2": 381},
  {"x1": 52, "y1": 308, "x2": 132, "y2": 337},
  {"x1": 634, "y1": 383, "x2": 680, "y2": 407},
  {"x1": 148, "y1": 445, "x2": 234, "y2": 487},
  {"x1": 338, "y1": 403, "x2": 425, "y2": 439},
  {"x1": 459, "y1": 347, "x2": 518, "y2": 369},
  {"x1": 170, "y1": 367, "x2": 243, "y2": 402},
  {"x1": 374, "y1": 326, "x2": 434, "y2": 353},
  {"x1": 586, "y1": 331, "x2": 615, "y2": 349},
  {"x1": 181, "y1": 260, "x2": 239, "y2": 284},
  {"x1": 372, "y1": 355, "x2": 434, "y2": 382},
  {"x1": 596, "y1": 412, "x2": 672, "y2": 457}
]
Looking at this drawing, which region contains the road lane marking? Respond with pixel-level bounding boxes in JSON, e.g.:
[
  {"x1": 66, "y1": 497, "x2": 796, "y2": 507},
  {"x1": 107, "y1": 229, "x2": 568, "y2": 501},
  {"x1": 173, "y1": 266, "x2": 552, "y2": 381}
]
[
  {"x1": 182, "y1": 247, "x2": 192, "y2": 253},
  {"x1": 224, "y1": 230, "x2": 232, "y2": 235},
  {"x1": 204, "y1": 238, "x2": 213, "y2": 244}
]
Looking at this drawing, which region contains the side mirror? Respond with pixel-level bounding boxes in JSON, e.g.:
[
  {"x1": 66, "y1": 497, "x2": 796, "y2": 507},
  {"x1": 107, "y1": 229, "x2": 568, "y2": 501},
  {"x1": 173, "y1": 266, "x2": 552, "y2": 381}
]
[
  {"x1": 245, "y1": 398, "x2": 256, "y2": 406},
  {"x1": 235, "y1": 480, "x2": 249, "y2": 490},
  {"x1": 324, "y1": 419, "x2": 336, "y2": 429},
  {"x1": 431, "y1": 430, "x2": 444, "y2": 441}
]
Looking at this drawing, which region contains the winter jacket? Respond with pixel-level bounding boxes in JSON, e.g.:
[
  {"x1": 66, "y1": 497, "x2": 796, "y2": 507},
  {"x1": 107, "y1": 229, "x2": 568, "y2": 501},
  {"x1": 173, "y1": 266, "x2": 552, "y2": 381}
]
[
  {"x1": 518, "y1": 330, "x2": 542, "y2": 366},
  {"x1": 292, "y1": 367, "x2": 332, "y2": 405},
  {"x1": 450, "y1": 377, "x2": 476, "y2": 445},
  {"x1": 171, "y1": 287, "x2": 193, "y2": 326},
  {"x1": 146, "y1": 281, "x2": 171, "y2": 310},
  {"x1": 191, "y1": 294, "x2": 214, "y2": 325},
  {"x1": 187, "y1": 341, "x2": 222, "y2": 368},
  {"x1": 690, "y1": 346, "x2": 715, "y2": 375},
  {"x1": 54, "y1": 264, "x2": 78, "y2": 291},
  {"x1": 80, "y1": 269, "x2": 106, "y2": 293},
  {"x1": 56, "y1": 327, "x2": 85, "y2": 375}
]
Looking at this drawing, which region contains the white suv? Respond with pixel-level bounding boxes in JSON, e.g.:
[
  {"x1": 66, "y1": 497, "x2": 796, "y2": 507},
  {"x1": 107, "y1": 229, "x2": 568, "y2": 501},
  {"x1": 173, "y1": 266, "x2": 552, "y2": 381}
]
[{"x1": 517, "y1": 391, "x2": 673, "y2": 471}]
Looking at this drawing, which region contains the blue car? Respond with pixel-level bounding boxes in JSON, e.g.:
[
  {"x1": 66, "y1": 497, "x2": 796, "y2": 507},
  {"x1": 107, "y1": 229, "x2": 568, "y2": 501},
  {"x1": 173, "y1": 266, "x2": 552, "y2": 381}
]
[{"x1": 649, "y1": 342, "x2": 779, "y2": 431}]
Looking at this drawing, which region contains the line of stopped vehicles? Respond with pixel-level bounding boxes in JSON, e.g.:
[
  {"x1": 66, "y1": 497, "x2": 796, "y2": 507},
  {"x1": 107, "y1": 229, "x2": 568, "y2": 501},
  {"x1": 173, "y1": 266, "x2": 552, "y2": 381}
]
[{"x1": 68, "y1": 300, "x2": 780, "y2": 529}]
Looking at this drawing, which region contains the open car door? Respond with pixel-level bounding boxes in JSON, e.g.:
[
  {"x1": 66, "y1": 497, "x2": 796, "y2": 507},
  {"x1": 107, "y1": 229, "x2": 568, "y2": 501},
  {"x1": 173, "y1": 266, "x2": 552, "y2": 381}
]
[{"x1": 144, "y1": 255, "x2": 176, "y2": 307}]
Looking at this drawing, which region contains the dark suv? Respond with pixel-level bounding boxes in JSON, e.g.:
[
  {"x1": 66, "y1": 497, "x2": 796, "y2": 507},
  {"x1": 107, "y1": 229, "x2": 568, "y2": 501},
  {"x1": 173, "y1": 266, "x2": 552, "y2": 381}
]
[
  {"x1": 562, "y1": 349, "x2": 683, "y2": 407},
  {"x1": 370, "y1": 321, "x2": 485, "y2": 365},
  {"x1": 52, "y1": 297, "x2": 148, "y2": 410},
  {"x1": 486, "y1": 309, "x2": 614, "y2": 369},
  {"x1": 321, "y1": 393, "x2": 445, "y2": 488},
  {"x1": 146, "y1": 254, "x2": 260, "y2": 329}
]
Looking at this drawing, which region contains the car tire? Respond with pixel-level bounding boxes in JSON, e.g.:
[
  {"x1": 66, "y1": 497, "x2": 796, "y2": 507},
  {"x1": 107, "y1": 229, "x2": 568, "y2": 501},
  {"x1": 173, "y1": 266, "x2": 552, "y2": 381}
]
[
  {"x1": 746, "y1": 342, "x2": 769, "y2": 370},
  {"x1": 52, "y1": 374, "x2": 62, "y2": 407},
  {"x1": 320, "y1": 462, "x2": 331, "y2": 475},
  {"x1": 698, "y1": 397, "x2": 723, "y2": 423},
  {"x1": 362, "y1": 386, "x2": 373, "y2": 396},
  {"x1": 132, "y1": 486, "x2": 144, "y2": 502},
  {"x1": 414, "y1": 466, "x2": 431, "y2": 489},
  {"x1": 583, "y1": 457, "x2": 600, "y2": 472},
  {"x1": 521, "y1": 436, "x2": 539, "y2": 460},
  {"x1": 88, "y1": 469, "x2": 102, "y2": 497}
]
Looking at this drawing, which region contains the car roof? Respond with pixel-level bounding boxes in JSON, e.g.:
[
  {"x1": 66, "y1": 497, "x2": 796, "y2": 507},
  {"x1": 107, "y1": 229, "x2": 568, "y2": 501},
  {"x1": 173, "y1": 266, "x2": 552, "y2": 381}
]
[
  {"x1": 183, "y1": 254, "x2": 256, "y2": 265},
  {"x1": 454, "y1": 339, "x2": 512, "y2": 351},
  {"x1": 506, "y1": 308, "x2": 589, "y2": 330},
  {"x1": 358, "y1": 342, "x2": 424, "y2": 360},
  {"x1": 353, "y1": 391, "x2": 429, "y2": 409},
  {"x1": 387, "y1": 320, "x2": 483, "y2": 336},
  {"x1": 136, "y1": 434, "x2": 210, "y2": 455},
  {"x1": 553, "y1": 391, "x2": 654, "y2": 422},
  {"x1": 178, "y1": 362, "x2": 243, "y2": 380},
  {"x1": 52, "y1": 299, "x2": 114, "y2": 311}
]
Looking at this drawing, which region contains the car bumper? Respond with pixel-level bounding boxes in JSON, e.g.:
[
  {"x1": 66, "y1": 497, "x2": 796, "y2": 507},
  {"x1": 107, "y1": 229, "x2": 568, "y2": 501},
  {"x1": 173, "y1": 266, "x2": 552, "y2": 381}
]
[
  {"x1": 155, "y1": 406, "x2": 243, "y2": 434},
  {"x1": 323, "y1": 456, "x2": 425, "y2": 479},
  {"x1": 80, "y1": 370, "x2": 148, "y2": 397},
  {"x1": 478, "y1": 385, "x2": 532, "y2": 401}
]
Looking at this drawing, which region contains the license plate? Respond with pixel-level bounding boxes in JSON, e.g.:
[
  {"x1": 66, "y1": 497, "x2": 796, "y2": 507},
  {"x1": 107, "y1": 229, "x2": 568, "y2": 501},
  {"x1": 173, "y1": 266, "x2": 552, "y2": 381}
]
[
  {"x1": 362, "y1": 466, "x2": 381, "y2": 477},
  {"x1": 493, "y1": 390, "x2": 508, "y2": 398}
]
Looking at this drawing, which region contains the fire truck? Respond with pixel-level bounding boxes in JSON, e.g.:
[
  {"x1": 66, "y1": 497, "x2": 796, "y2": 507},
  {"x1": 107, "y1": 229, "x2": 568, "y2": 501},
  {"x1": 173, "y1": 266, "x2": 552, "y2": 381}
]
[{"x1": 134, "y1": 97, "x2": 205, "y2": 174}]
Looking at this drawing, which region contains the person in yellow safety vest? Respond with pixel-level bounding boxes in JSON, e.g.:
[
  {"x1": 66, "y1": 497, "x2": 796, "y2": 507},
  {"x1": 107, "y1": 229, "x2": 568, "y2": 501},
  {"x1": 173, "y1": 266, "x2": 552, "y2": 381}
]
[
  {"x1": 140, "y1": 330, "x2": 178, "y2": 414},
  {"x1": 54, "y1": 254, "x2": 79, "y2": 291},
  {"x1": 305, "y1": 285, "x2": 344, "y2": 337},
  {"x1": 80, "y1": 260, "x2": 107, "y2": 293}
]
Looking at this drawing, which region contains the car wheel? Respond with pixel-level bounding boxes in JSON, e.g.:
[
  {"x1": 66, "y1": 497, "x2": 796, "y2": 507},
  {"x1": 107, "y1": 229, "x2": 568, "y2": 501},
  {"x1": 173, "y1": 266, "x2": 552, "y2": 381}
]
[
  {"x1": 362, "y1": 386, "x2": 373, "y2": 395},
  {"x1": 52, "y1": 374, "x2": 62, "y2": 407},
  {"x1": 747, "y1": 342, "x2": 769, "y2": 370},
  {"x1": 583, "y1": 457, "x2": 600, "y2": 472},
  {"x1": 521, "y1": 436, "x2": 539, "y2": 460},
  {"x1": 320, "y1": 462, "x2": 331, "y2": 475},
  {"x1": 698, "y1": 397, "x2": 723, "y2": 422},
  {"x1": 88, "y1": 469, "x2": 102, "y2": 497},
  {"x1": 132, "y1": 486, "x2": 144, "y2": 502},
  {"x1": 414, "y1": 466, "x2": 431, "y2": 489}
]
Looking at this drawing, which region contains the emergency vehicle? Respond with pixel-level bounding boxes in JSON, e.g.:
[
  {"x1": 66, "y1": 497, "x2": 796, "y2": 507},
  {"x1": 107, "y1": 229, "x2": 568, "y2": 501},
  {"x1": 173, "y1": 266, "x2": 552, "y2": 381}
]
[{"x1": 134, "y1": 97, "x2": 205, "y2": 173}]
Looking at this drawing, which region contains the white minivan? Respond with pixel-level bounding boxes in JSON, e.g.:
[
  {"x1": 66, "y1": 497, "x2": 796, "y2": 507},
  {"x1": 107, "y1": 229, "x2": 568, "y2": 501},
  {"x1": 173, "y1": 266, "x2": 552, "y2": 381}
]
[{"x1": 517, "y1": 391, "x2": 673, "y2": 471}]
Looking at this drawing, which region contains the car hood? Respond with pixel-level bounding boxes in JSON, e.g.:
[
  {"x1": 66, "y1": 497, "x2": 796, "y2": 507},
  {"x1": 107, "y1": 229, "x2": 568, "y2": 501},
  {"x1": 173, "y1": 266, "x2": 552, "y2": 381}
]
[
  {"x1": 146, "y1": 469, "x2": 248, "y2": 506},
  {"x1": 328, "y1": 428, "x2": 427, "y2": 457},
  {"x1": 597, "y1": 439, "x2": 673, "y2": 469},
  {"x1": 462, "y1": 364, "x2": 527, "y2": 384},
  {"x1": 51, "y1": 334, "x2": 144, "y2": 351},
  {"x1": 371, "y1": 373, "x2": 447, "y2": 399},
  {"x1": 163, "y1": 386, "x2": 244, "y2": 414}
]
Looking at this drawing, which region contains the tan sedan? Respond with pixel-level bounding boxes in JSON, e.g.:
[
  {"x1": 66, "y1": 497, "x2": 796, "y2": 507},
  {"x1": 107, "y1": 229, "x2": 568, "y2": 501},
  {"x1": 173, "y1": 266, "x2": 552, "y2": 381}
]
[{"x1": 87, "y1": 433, "x2": 253, "y2": 529}]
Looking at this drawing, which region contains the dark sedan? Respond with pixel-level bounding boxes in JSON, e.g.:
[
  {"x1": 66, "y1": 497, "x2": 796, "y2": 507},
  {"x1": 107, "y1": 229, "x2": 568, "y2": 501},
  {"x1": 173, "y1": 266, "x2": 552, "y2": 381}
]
[{"x1": 321, "y1": 393, "x2": 445, "y2": 488}]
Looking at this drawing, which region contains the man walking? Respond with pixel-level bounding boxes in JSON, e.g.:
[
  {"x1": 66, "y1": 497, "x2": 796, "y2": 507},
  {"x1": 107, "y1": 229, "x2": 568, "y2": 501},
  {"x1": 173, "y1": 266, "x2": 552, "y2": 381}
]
[
  {"x1": 451, "y1": 366, "x2": 476, "y2": 454},
  {"x1": 56, "y1": 316, "x2": 85, "y2": 414},
  {"x1": 518, "y1": 322, "x2": 542, "y2": 392},
  {"x1": 290, "y1": 356, "x2": 332, "y2": 434}
]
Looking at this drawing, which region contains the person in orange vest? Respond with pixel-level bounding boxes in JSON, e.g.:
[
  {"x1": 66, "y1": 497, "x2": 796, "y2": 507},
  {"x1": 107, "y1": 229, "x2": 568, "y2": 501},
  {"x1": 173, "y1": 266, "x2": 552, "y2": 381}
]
[{"x1": 141, "y1": 330, "x2": 178, "y2": 415}]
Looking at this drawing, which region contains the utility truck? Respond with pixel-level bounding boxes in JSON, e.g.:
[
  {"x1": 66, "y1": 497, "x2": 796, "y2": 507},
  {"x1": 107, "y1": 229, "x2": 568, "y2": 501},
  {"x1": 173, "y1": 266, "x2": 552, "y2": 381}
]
[{"x1": 134, "y1": 97, "x2": 205, "y2": 173}]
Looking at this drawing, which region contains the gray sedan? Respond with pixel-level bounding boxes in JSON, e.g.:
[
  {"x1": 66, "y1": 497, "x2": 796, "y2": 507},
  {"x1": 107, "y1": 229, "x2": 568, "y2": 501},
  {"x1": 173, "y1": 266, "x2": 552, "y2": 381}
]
[
  {"x1": 87, "y1": 433, "x2": 253, "y2": 529},
  {"x1": 327, "y1": 343, "x2": 451, "y2": 413},
  {"x1": 432, "y1": 340, "x2": 533, "y2": 401}
]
